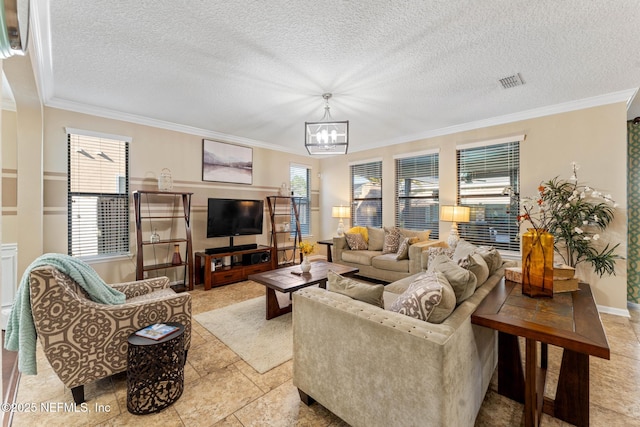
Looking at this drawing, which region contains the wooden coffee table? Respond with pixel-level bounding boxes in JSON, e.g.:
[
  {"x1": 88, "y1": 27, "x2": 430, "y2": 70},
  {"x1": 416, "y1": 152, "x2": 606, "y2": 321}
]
[
  {"x1": 471, "y1": 279, "x2": 609, "y2": 427},
  {"x1": 248, "y1": 261, "x2": 359, "y2": 319}
]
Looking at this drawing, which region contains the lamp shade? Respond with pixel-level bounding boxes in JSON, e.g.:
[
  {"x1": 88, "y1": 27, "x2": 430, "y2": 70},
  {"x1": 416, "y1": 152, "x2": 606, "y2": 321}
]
[
  {"x1": 440, "y1": 205, "x2": 470, "y2": 223},
  {"x1": 332, "y1": 206, "x2": 351, "y2": 218}
]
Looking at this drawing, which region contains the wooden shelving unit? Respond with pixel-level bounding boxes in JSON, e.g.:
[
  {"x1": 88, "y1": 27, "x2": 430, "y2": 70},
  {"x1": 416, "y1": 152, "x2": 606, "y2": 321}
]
[
  {"x1": 133, "y1": 191, "x2": 193, "y2": 291},
  {"x1": 266, "y1": 196, "x2": 302, "y2": 266}
]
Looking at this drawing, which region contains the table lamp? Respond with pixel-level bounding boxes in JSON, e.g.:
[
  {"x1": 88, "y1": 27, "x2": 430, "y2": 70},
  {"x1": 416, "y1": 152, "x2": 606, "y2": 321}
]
[
  {"x1": 440, "y1": 205, "x2": 470, "y2": 248},
  {"x1": 332, "y1": 206, "x2": 351, "y2": 237}
]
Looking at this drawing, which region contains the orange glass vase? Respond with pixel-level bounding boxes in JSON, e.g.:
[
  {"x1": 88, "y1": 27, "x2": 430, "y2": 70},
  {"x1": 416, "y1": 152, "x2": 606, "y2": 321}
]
[{"x1": 521, "y1": 228, "x2": 554, "y2": 297}]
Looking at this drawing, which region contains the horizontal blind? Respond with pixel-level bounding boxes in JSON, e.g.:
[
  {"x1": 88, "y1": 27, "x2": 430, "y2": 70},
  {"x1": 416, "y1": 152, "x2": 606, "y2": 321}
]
[
  {"x1": 350, "y1": 161, "x2": 382, "y2": 228},
  {"x1": 456, "y1": 141, "x2": 519, "y2": 251},
  {"x1": 395, "y1": 153, "x2": 439, "y2": 238},
  {"x1": 290, "y1": 164, "x2": 310, "y2": 235},
  {"x1": 68, "y1": 133, "x2": 129, "y2": 257}
]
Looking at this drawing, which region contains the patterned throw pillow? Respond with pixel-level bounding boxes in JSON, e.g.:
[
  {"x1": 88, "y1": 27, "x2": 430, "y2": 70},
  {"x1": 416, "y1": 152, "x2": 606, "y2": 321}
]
[
  {"x1": 390, "y1": 271, "x2": 443, "y2": 321},
  {"x1": 344, "y1": 233, "x2": 368, "y2": 250},
  {"x1": 347, "y1": 226, "x2": 369, "y2": 243},
  {"x1": 383, "y1": 226, "x2": 403, "y2": 254},
  {"x1": 396, "y1": 237, "x2": 418, "y2": 260},
  {"x1": 425, "y1": 246, "x2": 455, "y2": 269}
]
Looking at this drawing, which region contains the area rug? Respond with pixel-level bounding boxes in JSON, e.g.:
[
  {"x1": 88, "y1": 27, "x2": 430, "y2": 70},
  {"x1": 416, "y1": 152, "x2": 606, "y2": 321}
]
[{"x1": 193, "y1": 297, "x2": 292, "y2": 374}]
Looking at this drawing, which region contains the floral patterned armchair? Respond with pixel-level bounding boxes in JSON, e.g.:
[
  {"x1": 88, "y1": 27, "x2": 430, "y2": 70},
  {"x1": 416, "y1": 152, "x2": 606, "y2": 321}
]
[{"x1": 28, "y1": 266, "x2": 191, "y2": 403}]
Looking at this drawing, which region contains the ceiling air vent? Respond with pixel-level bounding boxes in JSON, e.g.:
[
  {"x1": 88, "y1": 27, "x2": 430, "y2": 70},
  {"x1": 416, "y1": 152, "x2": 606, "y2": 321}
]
[{"x1": 499, "y1": 73, "x2": 524, "y2": 89}]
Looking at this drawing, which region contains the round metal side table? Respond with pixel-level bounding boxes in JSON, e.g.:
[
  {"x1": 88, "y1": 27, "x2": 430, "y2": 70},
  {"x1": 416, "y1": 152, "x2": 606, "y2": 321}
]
[{"x1": 127, "y1": 322, "x2": 185, "y2": 414}]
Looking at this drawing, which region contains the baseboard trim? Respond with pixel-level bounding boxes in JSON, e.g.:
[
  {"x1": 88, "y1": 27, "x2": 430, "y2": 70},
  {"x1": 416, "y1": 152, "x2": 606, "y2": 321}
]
[
  {"x1": 597, "y1": 304, "x2": 630, "y2": 318},
  {"x1": 2, "y1": 331, "x2": 20, "y2": 427}
]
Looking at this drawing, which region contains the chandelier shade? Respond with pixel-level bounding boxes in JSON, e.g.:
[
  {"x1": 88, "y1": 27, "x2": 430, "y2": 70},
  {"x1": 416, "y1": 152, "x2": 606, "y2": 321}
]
[{"x1": 305, "y1": 93, "x2": 349, "y2": 155}]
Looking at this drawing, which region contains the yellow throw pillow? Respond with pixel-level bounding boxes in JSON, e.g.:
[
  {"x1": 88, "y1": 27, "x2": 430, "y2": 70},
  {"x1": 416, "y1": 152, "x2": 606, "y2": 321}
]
[{"x1": 347, "y1": 226, "x2": 368, "y2": 243}]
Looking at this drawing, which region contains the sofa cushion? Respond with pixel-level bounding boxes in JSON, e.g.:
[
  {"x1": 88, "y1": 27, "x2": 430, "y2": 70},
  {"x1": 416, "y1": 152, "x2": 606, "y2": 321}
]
[
  {"x1": 372, "y1": 254, "x2": 410, "y2": 272},
  {"x1": 396, "y1": 237, "x2": 418, "y2": 260},
  {"x1": 389, "y1": 271, "x2": 443, "y2": 321},
  {"x1": 453, "y1": 239, "x2": 503, "y2": 276},
  {"x1": 452, "y1": 239, "x2": 477, "y2": 264},
  {"x1": 426, "y1": 271, "x2": 457, "y2": 324},
  {"x1": 460, "y1": 253, "x2": 490, "y2": 286},
  {"x1": 383, "y1": 226, "x2": 403, "y2": 254},
  {"x1": 400, "y1": 228, "x2": 431, "y2": 242},
  {"x1": 341, "y1": 250, "x2": 380, "y2": 266},
  {"x1": 425, "y1": 246, "x2": 455, "y2": 270},
  {"x1": 477, "y1": 246, "x2": 503, "y2": 276},
  {"x1": 327, "y1": 270, "x2": 384, "y2": 308},
  {"x1": 367, "y1": 227, "x2": 385, "y2": 251},
  {"x1": 347, "y1": 226, "x2": 369, "y2": 243},
  {"x1": 345, "y1": 232, "x2": 368, "y2": 250},
  {"x1": 383, "y1": 275, "x2": 415, "y2": 295},
  {"x1": 428, "y1": 254, "x2": 477, "y2": 303}
]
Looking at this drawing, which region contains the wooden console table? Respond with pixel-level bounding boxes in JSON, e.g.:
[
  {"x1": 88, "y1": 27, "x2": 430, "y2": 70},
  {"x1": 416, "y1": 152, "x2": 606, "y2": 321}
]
[{"x1": 471, "y1": 279, "x2": 609, "y2": 427}]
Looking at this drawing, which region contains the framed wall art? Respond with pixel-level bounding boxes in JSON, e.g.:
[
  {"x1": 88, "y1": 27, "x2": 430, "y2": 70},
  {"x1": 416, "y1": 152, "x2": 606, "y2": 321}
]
[{"x1": 202, "y1": 139, "x2": 253, "y2": 184}]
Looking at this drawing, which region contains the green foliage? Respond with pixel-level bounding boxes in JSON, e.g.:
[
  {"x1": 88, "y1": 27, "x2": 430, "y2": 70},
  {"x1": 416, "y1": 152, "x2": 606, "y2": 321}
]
[{"x1": 519, "y1": 163, "x2": 619, "y2": 277}]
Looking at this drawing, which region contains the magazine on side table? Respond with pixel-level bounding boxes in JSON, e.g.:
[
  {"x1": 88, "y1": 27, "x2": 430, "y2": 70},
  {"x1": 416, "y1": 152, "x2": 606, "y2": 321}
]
[{"x1": 135, "y1": 323, "x2": 179, "y2": 340}]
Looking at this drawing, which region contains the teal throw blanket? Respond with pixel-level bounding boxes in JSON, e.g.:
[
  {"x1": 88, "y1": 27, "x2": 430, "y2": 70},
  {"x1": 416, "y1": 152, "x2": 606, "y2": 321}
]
[{"x1": 4, "y1": 253, "x2": 126, "y2": 375}]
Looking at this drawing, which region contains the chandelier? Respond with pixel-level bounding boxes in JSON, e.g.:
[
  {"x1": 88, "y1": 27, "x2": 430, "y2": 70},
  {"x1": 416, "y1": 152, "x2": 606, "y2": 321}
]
[{"x1": 305, "y1": 93, "x2": 349, "y2": 155}]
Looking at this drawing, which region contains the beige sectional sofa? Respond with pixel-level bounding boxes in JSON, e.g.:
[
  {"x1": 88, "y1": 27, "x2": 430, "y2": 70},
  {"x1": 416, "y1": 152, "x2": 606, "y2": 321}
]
[
  {"x1": 332, "y1": 226, "x2": 446, "y2": 282},
  {"x1": 293, "y1": 250, "x2": 512, "y2": 427}
]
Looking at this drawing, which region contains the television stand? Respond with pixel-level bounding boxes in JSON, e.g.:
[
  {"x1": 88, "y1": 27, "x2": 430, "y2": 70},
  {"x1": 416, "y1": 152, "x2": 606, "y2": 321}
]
[
  {"x1": 205, "y1": 243, "x2": 258, "y2": 255},
  {"x1": 195, "y1": 245, "x2": 275, "y2": 290}
]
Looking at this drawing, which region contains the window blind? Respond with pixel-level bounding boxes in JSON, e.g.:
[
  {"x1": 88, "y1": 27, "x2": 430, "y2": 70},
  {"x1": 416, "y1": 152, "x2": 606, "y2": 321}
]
[
  {"x1": 350, "y1": 161, "x2": 382, "y2": 228},
  {"x1": 290, "y1": 164, "x2": 310, "y2": 235},
  {"x1": 395, "y1": 153, "x2": 439, "y2": 238},
  {"x1": 456, "y1": 141, "x2": 519, "y2": 251},
  {"x1": 68, "y1": 132, "x2": 129, "y2": 258}
]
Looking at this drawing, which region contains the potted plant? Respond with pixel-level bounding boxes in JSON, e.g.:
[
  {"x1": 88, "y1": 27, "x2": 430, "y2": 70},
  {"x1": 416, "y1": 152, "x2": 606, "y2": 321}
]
[{"x1": 519, "y1": 162, "x2": 619, "y2": 278}]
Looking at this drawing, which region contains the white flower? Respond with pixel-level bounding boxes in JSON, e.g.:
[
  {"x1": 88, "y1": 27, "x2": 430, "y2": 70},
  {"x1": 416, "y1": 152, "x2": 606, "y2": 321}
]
[
  {"x1": 583, "y1": 220, "x2": 588, "y2": 225},
  {"x1": 592, "y1": 190, "x2": 601, "y2": 197},
  {"x1": 604, "y1": 194, "x2": 612, "y2": 200},
  {"x1": 593, "y1": 214, "x2": 599, "y2": 222},
  {"x1": 585, "y1": 186, "x2": 592, "y2": 192},
  {"x1": 593, "y1": 234, "x2": 600, "y2": 241},
  {"x1": 574, "y1": 227, "x2": 583, "y2": 234},
  {"x1": 580, "y1": 192, "x2": 585, "y2": 199},
  {"x1": 583, "y1": 236, "x2": 591, "y2": 241},
  {"x1": 565, "y1": 203, "x2": 571, "y2": 208},
  {"x1": 614, "y1": 203, "x2": 619, "y2": 208}
]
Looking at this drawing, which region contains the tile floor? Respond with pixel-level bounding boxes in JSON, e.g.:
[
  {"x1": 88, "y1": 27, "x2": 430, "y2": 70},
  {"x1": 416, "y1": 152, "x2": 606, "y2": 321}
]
[{"x1": 9, "y1": 280, "x2": 640, "y2": 426}]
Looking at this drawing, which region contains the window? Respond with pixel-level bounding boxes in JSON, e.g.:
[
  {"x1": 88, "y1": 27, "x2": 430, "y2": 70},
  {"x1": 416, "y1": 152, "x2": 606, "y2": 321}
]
[
  {"x1": 456, "y1": 139, "x2": 520, "y2": 251},
  {"x1": 395, "y1": 151, "x2": 439, "y2": 238},
  {"x1": 350, "y1": 160, "x2": 382, "y2": 228},
  {"x1": 68, "y1": 129, "x2": 130, "y2": 258},
  {"x1": 290, "y1": 164, "x2": 310, "y2": 236}
]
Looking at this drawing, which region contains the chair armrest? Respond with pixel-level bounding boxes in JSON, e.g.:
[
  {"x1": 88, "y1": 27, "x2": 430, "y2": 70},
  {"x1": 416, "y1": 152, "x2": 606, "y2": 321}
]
[
  {"x1": 111, "y1": 276, "x2": 170, "y2": 299},
  {"x1": 333, "y1": 236, "x2": 348, "y2": 262},
  {"x1": 408, "y1": 240, "x2": 448, "y2": 274}
]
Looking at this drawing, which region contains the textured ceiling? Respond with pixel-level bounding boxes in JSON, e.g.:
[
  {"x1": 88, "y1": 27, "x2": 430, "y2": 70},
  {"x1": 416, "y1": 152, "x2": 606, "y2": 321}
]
[{"x1": 25, "y1": 0, "x2": 640, "y2": 154}]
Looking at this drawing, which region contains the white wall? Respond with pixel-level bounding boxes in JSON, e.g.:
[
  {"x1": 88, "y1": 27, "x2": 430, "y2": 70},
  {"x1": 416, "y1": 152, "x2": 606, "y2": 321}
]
[{"x1": 320, "y1": 103, "x2": 628, "y2": 312}]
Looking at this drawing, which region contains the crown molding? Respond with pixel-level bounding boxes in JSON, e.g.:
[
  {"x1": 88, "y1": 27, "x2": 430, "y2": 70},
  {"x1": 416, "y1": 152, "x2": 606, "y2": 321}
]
[
  {"x1": 360, "y1": 88, "x2": 638, "y2": 153},
  {"x1": 46, "y1": 97, "x2": 299, "y2": 154}
]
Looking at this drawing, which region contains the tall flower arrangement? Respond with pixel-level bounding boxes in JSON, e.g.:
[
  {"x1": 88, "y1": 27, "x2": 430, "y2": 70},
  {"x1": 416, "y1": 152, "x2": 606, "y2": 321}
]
[{"x1": 518, "y1": 162, "x2": 619, "y2": 277}]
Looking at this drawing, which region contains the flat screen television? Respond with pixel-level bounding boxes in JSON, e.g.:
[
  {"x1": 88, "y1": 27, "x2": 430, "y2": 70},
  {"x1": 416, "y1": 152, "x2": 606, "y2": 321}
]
[{"x1": 206, "y1": 198, "x2": 264, "y2": 238}]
